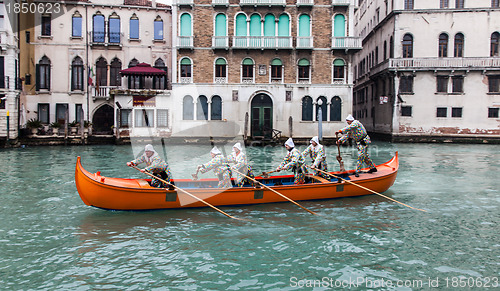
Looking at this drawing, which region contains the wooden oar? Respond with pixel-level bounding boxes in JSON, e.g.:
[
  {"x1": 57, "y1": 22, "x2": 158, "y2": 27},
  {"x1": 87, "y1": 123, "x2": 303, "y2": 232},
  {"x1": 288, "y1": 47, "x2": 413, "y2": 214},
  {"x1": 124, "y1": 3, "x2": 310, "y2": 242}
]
[
  {"x1": 129, "y1": 165, "x2": 245, "y2": 220},
  {"x1": 308, "y1": 165, "x2": 427, "y2": 212},
  {"x1": 232, "y1": 168, "x2": 320, "y2": 216},
  {"x1": 335, "y1": 132, "x2": 346, "y2": 172}
]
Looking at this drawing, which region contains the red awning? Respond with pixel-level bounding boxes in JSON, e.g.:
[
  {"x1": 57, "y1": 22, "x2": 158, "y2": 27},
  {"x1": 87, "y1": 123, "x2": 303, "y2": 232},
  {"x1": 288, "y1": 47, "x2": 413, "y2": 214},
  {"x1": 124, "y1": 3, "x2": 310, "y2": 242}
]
[{"x1": 119, "y1": 63, "x2": 167, "y2": 76}]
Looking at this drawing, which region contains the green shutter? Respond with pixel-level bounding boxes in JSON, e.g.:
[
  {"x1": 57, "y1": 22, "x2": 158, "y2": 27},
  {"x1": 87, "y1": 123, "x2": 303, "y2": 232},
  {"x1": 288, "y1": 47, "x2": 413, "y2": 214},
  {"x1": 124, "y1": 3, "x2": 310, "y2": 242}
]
[
  {"x1": 180, "y1": 13, "x2": 192, "y2": 36},
  {"x1": 249, "y1": 14, "x2": 261, "y2": 36},
  {"x1": 215, "y1": 58, "x2": 227, "y2": 65},
  {"x1": 180, "y1": 58, "x2": 191, "y2": 65},
  {"x1": 298, "y1": 59, "x2": 310, "y2": 66},
  {"x1": 215, "y1": 14, "x2": 226, "y2": 36},
  {"x1": 278, "y1": 14, "x2": 289, "y2": 37},
  {"x1": 264, "y1": 14, "x2": 275, "y2": 36},
  {"x1": 271, "y1": 59, "x2": 282, "y2": 66},
  {"x1": 334, "y1": 14, "x2": 346, "y2": 37},
  {"x1": 298, "y1": 14, "x2": 310, "y2": 37},
  {"x1": 333, "y1": 59, "x2": 345, "y2": 66},
  {"x1": 235, "y1": 14, "x2": 247, "y2": 36},
  {"x1": 242, "y1": 58, "x2": 253, "y2": 65}
]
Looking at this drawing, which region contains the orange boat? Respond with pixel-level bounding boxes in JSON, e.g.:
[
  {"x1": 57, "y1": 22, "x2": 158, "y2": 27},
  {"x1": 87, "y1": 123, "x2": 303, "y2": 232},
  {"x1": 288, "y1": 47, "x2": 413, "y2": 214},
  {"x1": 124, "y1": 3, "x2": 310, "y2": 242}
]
[{"x1": 75, "y1": 152, "x2": 398, "y2": 211}]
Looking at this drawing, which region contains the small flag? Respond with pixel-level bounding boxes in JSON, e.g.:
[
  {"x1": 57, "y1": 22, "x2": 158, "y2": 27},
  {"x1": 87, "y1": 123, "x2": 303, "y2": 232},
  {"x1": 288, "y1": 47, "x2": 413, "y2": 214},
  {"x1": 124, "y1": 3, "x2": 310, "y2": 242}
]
[{"x1": 88, "y1": 65, "x2": 94, "y2": 86}]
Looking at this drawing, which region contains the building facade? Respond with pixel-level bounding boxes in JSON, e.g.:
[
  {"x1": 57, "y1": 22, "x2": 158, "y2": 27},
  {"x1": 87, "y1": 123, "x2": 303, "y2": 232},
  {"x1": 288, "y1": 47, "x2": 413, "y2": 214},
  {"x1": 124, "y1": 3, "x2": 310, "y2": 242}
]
[
  {"x1": 169, "y1": 0, "x2": 360, "y2": 140},
  {"x1": 0, "y1": 0, "x2": 20, "y2": 144},
  {"x1": 353, "y1": 0, "x2": 500, "y2": 141},
  {"x1": 20, "y1": 0, "x2": 172, "y2": 137}
]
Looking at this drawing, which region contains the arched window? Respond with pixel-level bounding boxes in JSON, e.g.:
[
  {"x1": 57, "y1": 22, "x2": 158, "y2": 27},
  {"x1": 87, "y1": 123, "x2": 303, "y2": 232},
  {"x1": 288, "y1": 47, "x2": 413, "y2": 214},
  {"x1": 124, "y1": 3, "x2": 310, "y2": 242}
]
[
  {"x1": 72, "y1": 11, "x2": 82, "y2": 37},
  {"x1": 154, "y1": 58, "x2": 168, "y2": 89},
  {"x1": 211, "y1": 96, "x2": 222, "y2": 120},
  {"x1": 109, "y1": 12, "x2": 120, "y2": 43},
  {"x1": 271, "y1": 58, "x2": 283, "y2": 82},
  {"x1": 183, "y1": 96, "x2": 194, "y2": 120},
  {"x1": 333, "y1": 14, "x2": 346, "y2": 37},
  {"x1": 110, "y1": 58, "x2": 122, "y2": 86},
  {"x1": 36, "y1": 56, "x2": 51, "y2": 90},
  {"x1": 197, "y1": 95, "x2": 208, "y2": 120},
  {"x1": 235, "y1": 13, "x2": 247, "y2": 47},
  {"x1": 93, "y1": 12, "x2": 105, "y2": 43},
  {"x1": 129, "y1": 14, "x2": 139, "y2": 39},
  {"x1": 180, "y1": 13, "x2": 192, "y2": 36},
  {"x1": 492, "y1": 32, "x2": 500, "y2": 57},
  {"x1": 71, "y1": 56, "x2": 84, "y2": 91},
  {"x1": 96, "y1": 57, "x2": 107, "y2": 87},
  {"x1": 330, "y1": 96, "x2": 342, "y2": 121},
  {"x1": 454, "y1": 33, "x2": 464, "y2": 57},
  {"x1": 242, "y1": 58, "x2": 254, "y2": 83},
  {"x1": 439, "y1": 33, "x2": 449, "y2": 57},
  {"x1": 215, "y1": 13, "x2": 227, "y2": 36},
  {"x1": 298, "y1": 59, "x2": 310, "y2": 83},
  {"x1": 215, "y1": 58, "x2": 227, "y2": 82},
  {"x1": 180, "y1": 58, "x2": 192, "y2": 83},
  {"x1": 154, "y1": 16, "x2": 164, "y2": 40},
  {"x1": 333, "y1": 59, "x2": 345, "y2": 84},
  {"x1": 264, "y1": 14, "x2": 275, "y2": 36},
  {"x1": 402, "y1": 34, "x2": 413, "y2": 58},
  {"x1": 278, "y1": 14, "x2": 290, "y2": 36},
  {"x1": 128, "y1": 58, "x2": 140, "y2": 88},
  {"x1": 316, "y1": 96, "x2": 327, "y2": 121},
  {"x1": 298, "y1": 14, "x2": 311, "y2": 47},
  {"x1": 129, "y1": 58, "x2": 139, "y2": 67},
  {"x1": 250, "y1": 14, "x2": 261, "y2": 46},
  {"x1": 302, "y1": 96, "x2": 313, "y2": 121}
]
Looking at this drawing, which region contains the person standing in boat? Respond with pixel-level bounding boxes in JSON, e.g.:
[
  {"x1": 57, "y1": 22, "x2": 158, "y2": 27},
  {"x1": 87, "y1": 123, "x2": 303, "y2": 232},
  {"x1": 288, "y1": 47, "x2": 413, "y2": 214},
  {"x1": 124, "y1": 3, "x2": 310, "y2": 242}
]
[
  {"x1": 336, "y1": 114, "x2": 377, "y2": 177},
  {"x1": 228, "y1": 142, "x2": 255, "y2": 187},
  {"x1": 276, "y1": 138, "x2": 307, "y2": 184},
  {"x1": 302, "y1": 136, "x2": 328, "y2": 179},
  {"x1": 197, "y1": 146, "x2": 232, "y2": 188},
  {"x1": 127, "y1": 144, "x2": 173, "y2": 188}
]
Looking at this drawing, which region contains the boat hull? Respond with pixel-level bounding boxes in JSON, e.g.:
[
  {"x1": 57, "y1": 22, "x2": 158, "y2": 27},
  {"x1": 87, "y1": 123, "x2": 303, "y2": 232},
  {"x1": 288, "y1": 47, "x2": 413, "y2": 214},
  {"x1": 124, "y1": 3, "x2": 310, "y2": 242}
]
[{"x1": 75, "y1": 153, "x2": 398, "y2": 211}]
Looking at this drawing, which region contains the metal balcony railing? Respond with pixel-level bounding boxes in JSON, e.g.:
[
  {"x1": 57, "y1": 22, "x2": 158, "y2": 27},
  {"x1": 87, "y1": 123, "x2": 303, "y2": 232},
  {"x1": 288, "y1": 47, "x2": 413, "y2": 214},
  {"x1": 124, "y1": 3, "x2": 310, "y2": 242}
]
[
  {"x1": 178, "y1": 36, "x2": 194, "y2": 48},
  {"x1": 331, "y1": 37, "x2": 362, "y2": 49},
  {"x1": 232, "y1": 36, "x2": 292, "y2": 49},
  {"x1": 90, "y1": 31, "x2": 123, "y2": 46},
  {"x1": 240, "y1": 0, "x2": 286, "y2": 6},
  {"x1": 296, "y1": 37, "x2": 313, "y2": 49},
  {"x1": 212, "y1": 36, "x2": 229, "y2": 49}
]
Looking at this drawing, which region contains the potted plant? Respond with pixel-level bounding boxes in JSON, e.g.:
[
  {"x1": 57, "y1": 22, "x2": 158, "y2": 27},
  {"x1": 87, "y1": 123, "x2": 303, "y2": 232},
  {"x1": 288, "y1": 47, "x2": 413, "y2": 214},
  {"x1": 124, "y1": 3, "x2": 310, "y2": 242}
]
[
  {"x1": 26, "y1": 118, "x2": 43, "y2": 135},
  {"x1": 68, "y1": 120, "x2": 79, "y2": 135},
  {"x1": 83, "y1": 121, "x2": 92, "y2": 137},
  {"x1": 50, "y1": 122, "x2": 62, "y2": 136}
]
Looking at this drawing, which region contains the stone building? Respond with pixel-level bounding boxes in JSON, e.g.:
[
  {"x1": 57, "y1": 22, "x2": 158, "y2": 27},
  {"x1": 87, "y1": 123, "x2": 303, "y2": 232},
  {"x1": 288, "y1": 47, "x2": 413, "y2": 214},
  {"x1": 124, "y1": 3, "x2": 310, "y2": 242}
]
[
  {"x1": 19, "y1": 0, "x2": 172, "y2": 137},
  {"x1": 170, "y1": 0, "x2": 360, "y2": 140},
  {"x1": 353, "y1": 0, "x2": 500, "y2": 142},
  {"x1": 0, "y1": 1, "x2": 20, "y2": 145}
]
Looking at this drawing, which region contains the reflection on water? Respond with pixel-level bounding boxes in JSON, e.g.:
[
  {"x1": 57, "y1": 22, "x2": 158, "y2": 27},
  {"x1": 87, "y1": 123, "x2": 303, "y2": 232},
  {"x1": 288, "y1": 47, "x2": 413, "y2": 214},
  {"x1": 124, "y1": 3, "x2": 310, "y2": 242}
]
[{"x1": 0, "y1": 143, "x2": 499, "y2": 289}]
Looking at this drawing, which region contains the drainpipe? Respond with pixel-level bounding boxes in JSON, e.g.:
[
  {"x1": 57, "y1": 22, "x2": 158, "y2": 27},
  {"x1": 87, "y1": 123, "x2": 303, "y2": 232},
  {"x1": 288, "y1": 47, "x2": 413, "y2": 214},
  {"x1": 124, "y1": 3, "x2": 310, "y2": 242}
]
[{"x1": 85, "y1": 5, "x2": 90, "y2": 121}]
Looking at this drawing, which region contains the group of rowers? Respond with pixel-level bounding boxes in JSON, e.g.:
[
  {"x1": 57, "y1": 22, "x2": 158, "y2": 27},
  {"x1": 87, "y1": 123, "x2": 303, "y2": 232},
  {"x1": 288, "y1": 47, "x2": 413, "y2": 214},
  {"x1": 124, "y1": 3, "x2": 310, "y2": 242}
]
[{"x1": 126, "y1": 114, "x2": 378, "y2": 188}]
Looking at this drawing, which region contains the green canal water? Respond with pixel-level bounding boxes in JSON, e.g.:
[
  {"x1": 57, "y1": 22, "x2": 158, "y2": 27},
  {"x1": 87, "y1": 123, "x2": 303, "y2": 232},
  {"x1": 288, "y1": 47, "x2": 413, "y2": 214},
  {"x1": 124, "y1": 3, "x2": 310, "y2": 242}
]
[{"x1": 0, "y1": 143, "x2": 499, "y2": 290}]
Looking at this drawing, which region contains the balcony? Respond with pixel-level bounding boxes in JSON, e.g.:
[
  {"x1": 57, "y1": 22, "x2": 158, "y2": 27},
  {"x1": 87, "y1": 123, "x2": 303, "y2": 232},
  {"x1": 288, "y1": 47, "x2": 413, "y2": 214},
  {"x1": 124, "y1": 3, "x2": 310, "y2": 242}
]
[
  {"x1": 177, "y1": 0, "x2": 194, "y2": 6},
  {"x1": 297, "y1": 0, "x2": 314, "y2": 5},
  {"x1": 180, "y1": 77, "x2": 193, "y2": 83},
  {"x1": 90, "y1": 31, "x2": 123, "y2": 47},
  {"x1": 332, "y1": 0, "x2": 351, "y2": 6},
  {"x1": 212, "y1": 36, "x2": 229, "y2": 49},
  {"x1": 212, "y1": 0, "x2": 229, "y2": 6},
  {"x1": 91, "y1": 86, "x2": 117, "y2": 101},
  {"x1": 296, "y1": 37, "x2": 313, "y2": 49},
  {"x1": 240, "y1": 0, "x2": 286, "y2": 6},
  {"x1": 177, "y1": 36, "x2": 194, "y2": 49},
  {"x1": 370, "y1": 57, "x2": 500, "y2": 76},
  {"x1": 331, "y1": 37, "x2": 362, "y2": 50},
  {"x1": 232, "y1": 36, "x2": 292, "y2": 49}
]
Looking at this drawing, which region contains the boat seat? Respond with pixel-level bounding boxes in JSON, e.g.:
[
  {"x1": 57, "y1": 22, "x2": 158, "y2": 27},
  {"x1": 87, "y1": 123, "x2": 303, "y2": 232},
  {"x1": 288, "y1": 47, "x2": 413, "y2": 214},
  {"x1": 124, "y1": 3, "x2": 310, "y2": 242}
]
[
  {"x1": 306, "y1": 174, "x2": 330, "y2": 183},
  {"x1": 136, "y1": 179, "x2": 152, "y2": 188}
]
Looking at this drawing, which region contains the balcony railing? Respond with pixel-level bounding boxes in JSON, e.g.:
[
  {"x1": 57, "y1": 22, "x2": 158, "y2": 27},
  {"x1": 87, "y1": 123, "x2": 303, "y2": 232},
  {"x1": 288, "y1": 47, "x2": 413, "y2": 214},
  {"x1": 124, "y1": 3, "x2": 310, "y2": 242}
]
[
  {"x1": 369, "y1": 57, "x2": 500, "y2": 77},
  {"x1": 232, "y1": 36, "x2": 292, "y2": 49},
  {"x1": 297, "y1": 0, "x2": 314, "y2": 5},
  {"x1": 215, "y1": 77, "x2": 227, "y2": 84},
  {"x1": 91, "y1": 86, "x2": 118, "y2": 100},
  {"x1": 332, "y1": 0, "x2": 351, "y2": 5},
  {"x1": 212, "y1": 0, "x2": 229, "y2": 5},
  {"x1": 90, "y1": 31, "x2": 123, "y2": 46},
  {"x1": 212, "y1": 36, "x2": 229, "y2": 49},
  {"x1": 180, "y1": 77, "x2": 193, "y2": 83},
  {"x1": 177, "y1": 0, "x2": 194, "y2": 5},
  {"x1": 178, "y1": 36, "x2": 194, "y2": 49},
  {"x1": 297, "y1": 37, "x2": 313, "y2": 49},
  {"x1": 240, "y1": 0, "x2": 286, "y2": 6},
  {"x1": 331, "y1": 37, "x2": 362, "y2": 50},
  {"x1": 242, "y1": 77, "x2": 254, "y2": 84}
]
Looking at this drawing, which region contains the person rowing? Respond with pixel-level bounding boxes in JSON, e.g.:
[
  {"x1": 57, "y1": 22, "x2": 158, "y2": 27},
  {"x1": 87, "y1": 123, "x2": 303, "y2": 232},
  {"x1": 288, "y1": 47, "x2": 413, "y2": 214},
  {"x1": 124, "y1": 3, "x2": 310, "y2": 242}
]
[
  {"x1": 126, "y1": 144, "x2": 173, "y2": 188},
  {"x1": 276, "y1": 138, "x2": 307, "y2": 184},
  {"x1": 302, "y1": 136, "x2": 328, "y2": 179},
  {"x1": 227, "y1": 142, "x2": 254, "y2": 187},
  {"x1": 336, "y1": 114, "x2": 377, "y2": 177},
  {"x1": 197, "y1": 146, "x2": 232, "y2": 188}
]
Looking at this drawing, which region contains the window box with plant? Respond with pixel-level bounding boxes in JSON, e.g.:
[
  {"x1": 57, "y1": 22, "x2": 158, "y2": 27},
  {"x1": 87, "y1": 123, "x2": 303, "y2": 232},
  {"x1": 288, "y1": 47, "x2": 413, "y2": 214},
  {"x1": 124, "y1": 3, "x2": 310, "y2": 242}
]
[
  {"x1": 27, "y1": 119, "x2": 43, "y2": 135},
  {"x1": 50, "y1": 122, "x2": 62, "y2": 135},
  {"x1": 69, "y1": 120, "x2": 79, "y2": 135}
]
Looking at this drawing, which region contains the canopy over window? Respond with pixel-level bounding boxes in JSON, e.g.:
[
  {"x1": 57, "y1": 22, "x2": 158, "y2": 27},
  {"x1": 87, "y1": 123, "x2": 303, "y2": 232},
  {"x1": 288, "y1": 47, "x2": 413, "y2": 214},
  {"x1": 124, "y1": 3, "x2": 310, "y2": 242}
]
[{"x1": 119, "y1": 63, "x2": 167, "y2": 76}]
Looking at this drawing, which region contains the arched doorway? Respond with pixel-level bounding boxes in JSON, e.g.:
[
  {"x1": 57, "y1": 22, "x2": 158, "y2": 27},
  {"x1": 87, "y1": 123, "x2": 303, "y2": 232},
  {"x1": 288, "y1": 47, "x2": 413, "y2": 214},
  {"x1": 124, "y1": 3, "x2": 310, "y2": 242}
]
[
  {"x1": 92, "y1": 104, "x2": 114, "y2": 135},
  {"x1": 251, "y1": 93, "x2": 273, "y2": 138}
]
